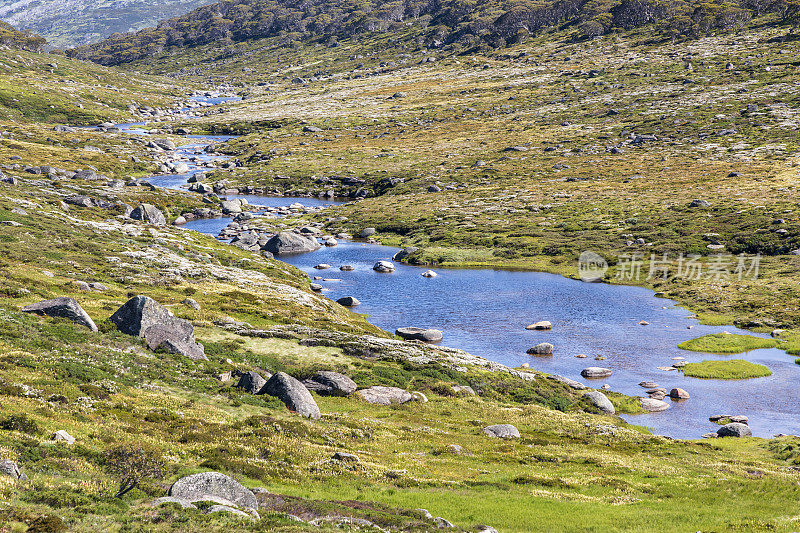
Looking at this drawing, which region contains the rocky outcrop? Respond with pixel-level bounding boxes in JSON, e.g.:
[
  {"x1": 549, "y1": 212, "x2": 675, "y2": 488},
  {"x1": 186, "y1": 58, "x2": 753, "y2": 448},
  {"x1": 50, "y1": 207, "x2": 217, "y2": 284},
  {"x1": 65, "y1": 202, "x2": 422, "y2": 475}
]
[
  {"x1": 22, "y1": 297, "x2": 97, "y2": 332},
  {"x1": 169, "y1": 472, "x2": 258, "y2": 509},
  {"x1": 354, "y1": 386, "x2": 413, "y2": 405},
  {"x1": 259, "y1": 372, "x2": 321, "y2": 419},
  {"x1": 302, "y1": 371, "x2": 357, "y2": 397}
]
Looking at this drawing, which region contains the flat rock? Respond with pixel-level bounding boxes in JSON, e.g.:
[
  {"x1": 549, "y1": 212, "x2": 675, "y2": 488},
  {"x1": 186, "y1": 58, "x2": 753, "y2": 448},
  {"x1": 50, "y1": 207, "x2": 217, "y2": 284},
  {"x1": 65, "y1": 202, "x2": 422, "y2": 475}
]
[
  {"x1": 581, "y1": 367, "x2": 613, "y2": 379},
  {"x1": 583, "y1": 391, "x2": 615, "y2": 415},
  {"x1": 483, "y1": 424, "x2": 520, "y2": 439},
  {"x1": 53, "y1": 430, "x2": 76, "y2": 444},
  {"x1": 259, "y1": 372, "x2": 321, "y2": 419},
  {"x1": 152, "y1": 497, "x2": 197, "y2": 509},
  {"x1": 302, "y1": 371, "x2": 357, "y2": 397},
  {"x1": 169, "y1": 472, "x2": 258, "y2": 509},
  {"x1": 354, "y1": 386, "x2": 413, "y2": 405},
  {"x1": 22, "y1": 297, "x2": 97, "y2": 332},
  {"x1": 396, "y1": 327, "x2": 443, "y2": 342},
  {"x1": 525, "y1": 321, "x2": 552, "y2": 330},
  {"x1": 639, "y1": 398, "x2": 670, "y2": 412},
  {"x1": 207, "y1": 505, "x2": 257, "y2": 519},
  {"x1": 549, "y1": 375, "x2": 586, "y2": 390}
]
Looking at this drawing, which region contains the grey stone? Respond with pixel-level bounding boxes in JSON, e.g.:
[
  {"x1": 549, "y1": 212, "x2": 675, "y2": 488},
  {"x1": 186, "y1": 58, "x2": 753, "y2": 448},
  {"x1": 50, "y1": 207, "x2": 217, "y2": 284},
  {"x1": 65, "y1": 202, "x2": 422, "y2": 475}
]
[
  {"x1": 259, "y1": 372, "x2": 321, "y2": 419},
  {"x1": 332, "y1": 452, "x2": 359, "y2": 463},
  {"x1": 581, "y1": 367, "x2": 613, "y2": 379},
  {"x1": 152, "y1": 496, "x2": 197, "y2": 509},
  {"x1": 53, "y1": 430, "x2": 76, "y2": 444},
  {"x1": 0, "y1": 459, "x2": 24, "y2": 479},
  {"x1": 336, "y1": 296, "x2": 361, "y2": 307},
  {"x1": 527, "y1": 342, "x2": 554, "y2": 355},
  {"x1": 169, "y1": 472, "x2": 258, "y2": 509},
  {"x1": 130, "y1": 204, "x2": 166, "y2": 226},
  {"x1": 396, "y1": 327, "x2": 443, "y2": 342},
  {"x1": 639, "y1": 398, "x2": 670, "y2": 412},
  {"x1": 549, "y1": 375, "x2": 586, "y2": 390},
  {"x1": 22, "y1": 297, "x2": 97, "y2": 332},
  {"x1": 144, "y1": 321, "x2": 206, "y2": 360},
  {"x1": 354, "y1": 386, "x2": 413, "y2": 405},
  {"x1": 182, "y1": 298, "x2": 201, "y2": 310},
  {"x1": 207, "y1": 505, "x2": 257, "y2": 519},
  {"x1": 262, "y1": 231, "x2": 321, "y2": 254},
  {"x1": 109, "y1": 296, "x2": 173, "y2": 337},
  {"x1": 360, "y1": 227, "x2": 376, "y2": 238},
  {"x1": 235, "y1": 371, "x2": 267, "y2": 394},
  {"x1": 669, "y1": 388, "x2": 690, "y2": 399},
  {"x1": 303, "y1": 371, "x2": 357, "y2": 397},
  {"x1": 717, "y1": 423, "x2": 752, "y2": 438},
  {"x1": 483, "y1": 424, "x2": 520, "y2": 439},
  {"x1": 583, "y1": 391, "x2": 615, "y2": 415},
  {"x1": 373, "y1": 260, "x2": 395, "y2": 272},
  {"x1": 392, "y1": 247, "x2": 418, "y2": 261},
  {"x1": 690, "y1": 199, "x2": 711, "y2": 208},
  {"x1": 433, "y1": 517, "x2": 455, "y2": 528}
]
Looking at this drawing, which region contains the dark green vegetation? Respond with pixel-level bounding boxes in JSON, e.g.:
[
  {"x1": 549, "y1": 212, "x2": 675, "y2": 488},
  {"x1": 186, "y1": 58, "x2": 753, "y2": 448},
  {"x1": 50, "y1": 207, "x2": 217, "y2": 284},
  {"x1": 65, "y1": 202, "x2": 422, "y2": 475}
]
[
  {"x1": 0, "y1": 21, "x2": 45, "y2": 51},
  {"x1": 678, "y1": 334, "x2": 778, "y2": 354},
  {"x1": 68, "y1": 0, "x2": 800, "y2": 66},
  {"x1": 681, "y1": 359, "x2": 773, "y2": 379}
]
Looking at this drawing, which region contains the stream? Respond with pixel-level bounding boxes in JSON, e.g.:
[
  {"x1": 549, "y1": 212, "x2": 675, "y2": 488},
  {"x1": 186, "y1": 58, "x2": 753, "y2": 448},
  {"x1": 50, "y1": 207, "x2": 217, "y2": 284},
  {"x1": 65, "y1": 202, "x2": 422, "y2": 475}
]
[{"x1": 124, "y1": 95, "x2": 799, "y2": 440}]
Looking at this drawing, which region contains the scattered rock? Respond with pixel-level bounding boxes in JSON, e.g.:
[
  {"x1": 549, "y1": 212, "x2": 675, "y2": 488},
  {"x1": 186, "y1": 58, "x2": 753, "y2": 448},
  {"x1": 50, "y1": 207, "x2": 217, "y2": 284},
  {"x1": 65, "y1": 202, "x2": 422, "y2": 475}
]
[
  {"x1": 207, "y1": 505, "x2": 257, "y2": 519},
  {"x1": 236, "y1": 371, "x2": 268, "y2": 394},
  {"x1": 373, "y1": 260, "x2": 395, "y2": 272},
  {"x1": 433, "y1": 517, "x2": 455, "y2": 528},
  {"x1": 581, "y1": 367, "x2": 612, "y2": 379},
  {"x1": 583, "y1": 391, "x2": 615, "y2": 415},
  {"x1": 130, "y1": 204, "x2": 166, "y2": 226},
  {"x1": 527, "y1": 342, "x2": 554, "y2": 355},
  {"x1": 302, "y1": 371, "x2": 357, "y2": 397},
  {"x1": 182, "y1": 298, "x2": 201, "y2": 310},
  {"x1": 169, "y1": 472, "x2": 258, "y2": 509},
  {"x1": 22, "y1": 297, "x2": 97, "y2": 332},
  {"x1": 525, "y1": 321, "x2": 552, "y2": 330},
  {"x1": 411, "y1": 391, "x2": 429, "y2": 403},
  {"x1": 152, "y1": 496, "x2": 197, "y2": 509},
  {"x1": 52, "y1": 430, "x2": 76, "y2": 444},
  {"x1": 549, "y1": 375, "x2": 586, "y2": 390},
  {"x1": 483, "y1": 424, "x2": 520, "y2": 439},
  {"x1": 262, "y1": 231, "x2": 321, "y2": 255},
  {"x1": 639, "y1": 398, "x2": 670, "y2": 412},
  {"x1": 669, "y1": 388, "x2": 690, "y2": 400},
  {"x1": 0, "y1": 459, "x2": 26, "y2": 480},
  {"x1": 332, "y1": 452, "x2": 359, "y2": 463},
  {"x1": 355, "y1": 386, "x2": 413, "y2": 405},
  {"x1": 717, "y1": 423, "x2": 752, "y2": 438},
  {"x1": 689, "y1": 199, "x2": 711, "y2": 208},
  {"x1": 421, "y1": 270, "x2": 438, "y2": 278},
  {"x1": 336, "y1": 296, "x2": 361, "y2": 307},
  {"x1": 396, "y1": 327, "x2": 443, "y2": 342},
  {"x1": 360, "y1": 228, "x2": 376, "y2": 238},
  {"x1": 259, "y1": 372, "x2": 321, "y2": 419}
]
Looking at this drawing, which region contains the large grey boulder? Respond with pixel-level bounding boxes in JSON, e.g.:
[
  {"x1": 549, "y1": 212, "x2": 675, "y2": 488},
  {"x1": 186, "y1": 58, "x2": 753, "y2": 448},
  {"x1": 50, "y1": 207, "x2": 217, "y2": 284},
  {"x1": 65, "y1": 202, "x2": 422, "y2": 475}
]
[
  {"x1": 235, "y1": 371, "x2": 268, "y2": 394},
  {"x1": 22, "y1": 297, "x2": 97, "y2": 332},
  {"x1": 336, "y1": 296, "x2": 361, "y2": 307},
  {"x1": 354, "y1": 386, "x2": 413, "y2": 405},
  {"x1": 109, "y1": 296, "x2": 173, "y2": 337},
  {"x1": 483, "y1": 424, "x2": 520, "y2": 439},
  {"x1": 259, "y1": 372, "x2": 321, "y2": 419},
  {"x1": 527, "y1": 342, "x2": 554, "y2": 355},
  {"x1": 583, "y1": 391, "x2": 615, "y2": 415},
  {"x1": 169, "y1": 472, "x2": 257, "y2": 510},
  {"x1": 373, "y1": 260, "x2": 395, "y2": 273},
  {"x1": 130, "y1": 204, "x2": 166, "y2": 226},
  {"x1": 396, "y1": 327, "x2": 443, "y2": 342},
  {"x1": 717, "y1": 423, "x2": 752, "y2": 438},
  {"x1": 639, "y1": 397, "x2": 670, "y2": 412},
  {"x1": 581, "y1": 367, "x2": 613, "y2": 379},
  {"x1": 262, "y1": 231, "x2": 321, "y2": 255},
  {"x1": 0, "y1": 459, "x2": 26, "y2": 480},
  {"x1": 302, "y1": 371, "x2": 357, "y2": 397}
]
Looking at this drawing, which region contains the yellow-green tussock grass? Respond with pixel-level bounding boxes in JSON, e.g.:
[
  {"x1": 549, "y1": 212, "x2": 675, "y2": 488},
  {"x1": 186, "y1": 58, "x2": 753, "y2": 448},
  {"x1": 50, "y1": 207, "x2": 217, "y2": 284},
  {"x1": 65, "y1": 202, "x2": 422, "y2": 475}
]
[
  {"x1": 677, "y1": 334, "x2": 777, "y2": 354},
  {"x1": 681, "y1": 359, "x2": 773, "y2": 380}
]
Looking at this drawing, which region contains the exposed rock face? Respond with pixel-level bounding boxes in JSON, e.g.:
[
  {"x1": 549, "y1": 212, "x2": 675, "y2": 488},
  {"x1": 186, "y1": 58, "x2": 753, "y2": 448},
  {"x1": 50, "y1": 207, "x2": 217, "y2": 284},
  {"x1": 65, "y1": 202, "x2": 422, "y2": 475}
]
[
  {"x1": 527, "y1": 342, "x2": 554, "y2": 355},
  {"x1": 302, "y1": 371, "x2": 357, "y2": 397},
  {"x1": 22, "y1": 297, "x2": 97, "y2": 331},
  {"x1": 259, "y1": 372, "x2": 321, "y2": 419},
  {"x1": 581, "y1": 367, "x2": 613, "y2": 378},
  {"x1": 262, "y1": 231, "x2": 321, "y2": 254},
  {"x1": 583, "y1": 391, "x2": 615, "y2": 415},
  {"x1": 169, "y1": 472, "x2": 258, "y2": 509},
  {"x1": 483, "y1": 424, "x2": 520, "y2": 438},
  {"x1": 130, "y1": 204, "x2": 166, "y2": 226},
  {"x1": 396, "y1": 327, "x2": 443, "y2": 342},
  {"x1": 717, "y1": 422, "x2": 752, "y2": 438},
  {"x1": 235, "y1": 371, "x2": 268, "y2": 394},
  {"x1": 354, "y1": 386, "x2": 413, "y2": 405},
  {"x1": 110, "y1": 296, "x2": 206, "y2": 360}
]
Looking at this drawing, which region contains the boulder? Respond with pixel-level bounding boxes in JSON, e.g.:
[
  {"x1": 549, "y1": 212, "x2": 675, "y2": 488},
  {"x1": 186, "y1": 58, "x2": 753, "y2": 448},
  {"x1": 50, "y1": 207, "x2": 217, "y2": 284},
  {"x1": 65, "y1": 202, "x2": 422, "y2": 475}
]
[
  {"x1": 527, "y1": 342, "x2": 554, "y2": 355},
  {"x1": 130, "y1": 204, "x2": 166, "y2": 226},
  {"x1": 548, "y1": 375, "x2": 586, "y2": 390},
  {"x1": 262, "y1": 231, "x2": 321, "y2": 255},
  {"x1": 373, "y1": 260, "x2": 395, "y2": 273},
  {"x1": 396, "y1": 327, "x2": 443, "y2": 342},
  {"x1": 433, "y1": 517, "x2": 454, "y2": 528},
  {"x1": 360, "y1": 228, "x2": 376, "y2": 238},
  {"x1": 53, "y1": 430, "x2": 76, "y2": 444},
  {"x1": 0, "y1": 459, "x2": 25, "y2": 480},
  {"x1": 717, "y1": 423, "x2": 752, "y2": 438},
  {"x1": 669, "y1": 388, "x2": 690, "y2": 400},
  {"x1": 169, "y1": 472, "x2": 258, "y2": 510},
  {"x1": 639, "y1": 398, "x2": 670, "y2": 412},
  {"x1": 109, "y1": 296, "x2": 173, "y2": 337},
  {"x1": 182, "y1": 298, "x2": 201, "y2": 310},
  {"x1": 259, "y1": 372, "x2": 321, "y2": 419},
  {"x1": 235, "y1": 371, "x2": 268, "y2": 394},
  {"x1": 207, "y1": 505, "x2": 257, "y2": 519},
  {"x1": 392, "y1": 247, "x2": 418, "y2": 261},
  {"x1": 525, "y1": 321, "x2": 552, "y2": 330},
  {"x1": 332, "y1": 452, "x2": 359, "y2": 463},
  {"x1": 582, "y1": 391, "x2": 615, "y2": 415},
  {"x1": 152, "y1": 496, "x2": 197, "y2": 509},
  {"x1": 221, "y1": 200, "x2": 243, "y2": 214},
  {"x1": 302, "y1": 371, "x2": 357, "y2": 397},
  {"x1": 421, "y1": 270, "x2": 438, "y2": 278},
  {"x1": 22, "y1": 297, "x2": 97, "y2": 332},
  {"x1": 339, "y1": 265, "x2": 355, "y2": 271},
  {"x1": 689, "y1": 199, "x2": 711, "y2": 208},
  {"x1": 581, "y1": 367, "x2": 613, "y2": 379},
  {"x1": 483, "y1": 424, "x2": 520, "y2": 439},
  {"x1": 355, "y1": 386, "x2": 413, "y2": 405}
]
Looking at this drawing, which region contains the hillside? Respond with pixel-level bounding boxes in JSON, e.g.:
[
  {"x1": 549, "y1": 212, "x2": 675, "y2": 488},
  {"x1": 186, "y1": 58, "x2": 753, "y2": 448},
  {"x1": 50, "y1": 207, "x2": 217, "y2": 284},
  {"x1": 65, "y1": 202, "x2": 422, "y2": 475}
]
[{"x1": 0, "y1": 0, "x2": 214, "y2": 48}]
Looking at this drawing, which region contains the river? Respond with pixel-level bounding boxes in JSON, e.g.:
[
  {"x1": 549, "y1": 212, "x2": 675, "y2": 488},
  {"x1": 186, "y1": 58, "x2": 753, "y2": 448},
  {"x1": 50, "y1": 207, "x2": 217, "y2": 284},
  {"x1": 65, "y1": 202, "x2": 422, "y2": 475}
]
[{"x1": 126, "y1": 96, "x2": 799, "y2": 440}]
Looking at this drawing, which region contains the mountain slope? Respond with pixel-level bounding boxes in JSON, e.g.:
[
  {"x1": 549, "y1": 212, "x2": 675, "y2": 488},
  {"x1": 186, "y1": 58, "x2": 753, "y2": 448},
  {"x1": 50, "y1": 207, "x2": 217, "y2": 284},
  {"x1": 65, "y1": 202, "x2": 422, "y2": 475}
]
[{"x1": 0, "y1": 0, "x2": 214, "y2": 48}]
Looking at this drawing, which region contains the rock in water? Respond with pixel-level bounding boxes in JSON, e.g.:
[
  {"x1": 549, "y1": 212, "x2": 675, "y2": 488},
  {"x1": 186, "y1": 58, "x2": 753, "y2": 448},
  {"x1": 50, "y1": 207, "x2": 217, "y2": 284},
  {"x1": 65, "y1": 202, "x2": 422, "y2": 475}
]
[
  {"x1": 421, "y1": 270, "x2": 438, "y2": 278},
  {"x1": 483, "y1": 424, "x2": 520, "y2": 439},
  {"x1": 262, "y1": 231, "x2": 321, "y2": 254},
  {"x1": 336, "y1": 296, "x2": 361, "y2": 307},
  {"x1": 669, "y1": 388, "x2": 690, "y2": 399},
  {"x1": 354, "y1": 386, "x2": 413, "y2": 405},
  {"x1": 717, "y1": 422, "x2": 752, "y2": 438},
  {"x1": 22, "y1": 297, "x2": 97, "y2": 332},
  {"x1": 373, "y1": 260, "x2": 395, "y2": 272},
  {"x1": 259, "y1": 372, "x2": 321, "y2": 419},
  {"x1": 302, "y1": 371, "x2": 357, "y2": 397},
  {"x1": 169, "y1": 472, "x2": 258, "y2": 509},
  {"x1": 581, "y1": 367, "x2": 613, "y2": 379},
  {"x1": 0, "y1": 459, "x2": 25, "y2": 480},
  {"x1": 392, "y1": 247, "x2": 418, "y2": 261},
  {"x1": 235, "y1": 371, "x2": 268, "y2": 394},
  {"x1": 639, "y1": 398, "x2": 670, "y2": 412},
  {"x1": 527, "y1": 342, "x2": 554, "y2": 355},
  {"x1": 395, "y1": 327, "x2": 443, "y2": 342},
  {"x1": 129, "y1": 204, "x2": 166, "y2": 226},
  {"x1": 525, "y1": 321, "x2": 552, "y2": 330},
  {"x1": 582, "y1": 391, "x2": 615, "y2": 415}
]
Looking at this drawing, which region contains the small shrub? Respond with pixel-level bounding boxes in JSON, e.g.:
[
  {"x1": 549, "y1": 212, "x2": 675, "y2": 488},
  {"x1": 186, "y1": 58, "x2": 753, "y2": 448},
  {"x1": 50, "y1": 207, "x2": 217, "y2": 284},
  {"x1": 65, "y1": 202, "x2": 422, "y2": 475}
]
[{"x1": 104, "y1": 443, "x2": 165, "y2": 498}]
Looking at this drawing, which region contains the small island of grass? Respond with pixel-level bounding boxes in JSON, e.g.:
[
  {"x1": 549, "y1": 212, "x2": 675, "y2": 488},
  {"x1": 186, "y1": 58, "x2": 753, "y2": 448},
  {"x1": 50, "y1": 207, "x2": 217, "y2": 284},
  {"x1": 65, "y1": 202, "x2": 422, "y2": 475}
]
[
  {"x1": 677, "y1": 333, "x2": 777, "y2": 354},
  {"x1": 682, "y1": 359, "x2": 772, "y2": 380}
]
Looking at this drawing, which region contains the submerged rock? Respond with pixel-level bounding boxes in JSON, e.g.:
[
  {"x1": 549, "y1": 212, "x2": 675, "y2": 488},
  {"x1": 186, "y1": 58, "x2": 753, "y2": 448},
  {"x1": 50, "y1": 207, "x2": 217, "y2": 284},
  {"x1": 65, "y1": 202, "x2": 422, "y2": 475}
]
[{"x1": 527, "y1": 342, "x2": 554, "y2": 355}]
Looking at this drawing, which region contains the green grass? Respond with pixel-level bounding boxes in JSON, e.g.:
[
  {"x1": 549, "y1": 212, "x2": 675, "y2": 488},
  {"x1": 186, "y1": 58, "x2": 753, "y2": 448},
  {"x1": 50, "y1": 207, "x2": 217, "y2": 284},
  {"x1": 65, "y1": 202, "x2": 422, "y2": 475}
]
[
  {"x1": 677, "y1": 334, "x2": 778, "y2": 354},
  {"x1": 681, "y1": 359, "x2": 773, "y2": 379}
]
